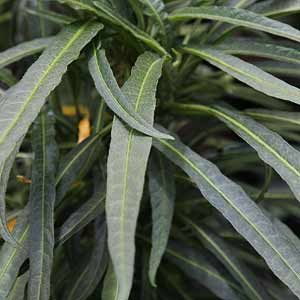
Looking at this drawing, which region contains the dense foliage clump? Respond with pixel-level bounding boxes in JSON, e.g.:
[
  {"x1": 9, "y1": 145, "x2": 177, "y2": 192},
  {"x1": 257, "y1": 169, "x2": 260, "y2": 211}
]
[{"x1": 1, "y1": 0, "x2": 300, "y2": 299}]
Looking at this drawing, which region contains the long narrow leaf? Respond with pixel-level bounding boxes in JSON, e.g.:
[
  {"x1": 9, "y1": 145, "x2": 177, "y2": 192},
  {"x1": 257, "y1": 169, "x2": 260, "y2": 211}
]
[
  {"x1": 148, "y1": 151, "x2": 175, "y2": 286},
  {"x1": 181, "y1": 216, "x2": 270, "y2": 300},
  {"x1": 106, "y1": 52, "x2": 163, "y2": 300},
  {"x1": 0, "y1": 212, "x2": 29, "y2": 298},
  {"x1": 102, "y1": 260, "x2": 118, "y2": 300},
  {"x1": 28, "y1": 111, "x2": 58, "y2": 300},
  {"x1": 0, "y1": 22, "x2": 103, "y2": 241},
  {"x1": 153, "y1": 129, "x2": 300, "y2": 298},
  {"x1": 88, "y1": 46, "x2": 171, "y2": 140},
  {"x1": 169, "y1": 6, "x2": 300, "y2": 43},
  {"x1": 166, "y1": 241, "x2": 240, "y2": 300},
  {"x1": 65, "y1": 221, "x2": 108, "y2": 300},
  {"x1": 183, "y1": 47, "x2": 300, "y2": 105},
  {"x1": 217, "y1": 38, "x2": 300, "y2": 65},
  {"x1": 8, "y1": 272, "x2": 29, "y2": 300},
  {"x1": 0, "y1": 37, "x2": 52, "y2": 69}
]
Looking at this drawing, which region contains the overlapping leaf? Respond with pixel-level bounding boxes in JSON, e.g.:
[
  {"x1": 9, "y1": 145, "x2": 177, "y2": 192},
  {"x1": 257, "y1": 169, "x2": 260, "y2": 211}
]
[
  {"x1": 181, "y1": 216, "x2": 270, "y2": 300},
  {"x1": 89, "y1": 46, "x2": 171, "y2": 140},
  {"x1": 166, "y1": 241, "x2": 240, "y2": 300},
  {"x1": 169, "y1": 6, "x2": 300, "y2": 43},
  {"x1": 106, "y1": 52, "x2": 163, "y2": 300},
  {"x1": 148, "y1": 151, "x2": 175, "y2": 286},
  {"x1": 28, "y1": 111, "x2": 58, "y2": 300},
  {"x1": 217, "y1": 38, "x2": 300, "y2": 65},
  {"x1": 0, "y1": 37, "x2": 52, "y2": 69},
  {"x1": 0, "y1": 212, "x2": 29, "y2": 298},
  {"x1": 153, "y1": 128, "x2": 300, "y2": 298},
  {"x1": 183, "y1": 46, "x2": 300, "y2": 105}
]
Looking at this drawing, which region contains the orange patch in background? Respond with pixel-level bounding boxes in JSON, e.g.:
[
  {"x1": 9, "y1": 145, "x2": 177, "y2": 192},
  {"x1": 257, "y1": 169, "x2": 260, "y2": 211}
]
[
  {"x1": 16, "y1": 175, "x2": 32, "y2": 184},
  {"x1": 62, "y1": 105, "x2": 89, "y2": 117},
  {"x1": 8, "y1": 218, "x2": 16, "y2": 233},
  {"x1": 78, "y1": 118, "x2": 91, "y2": 143}
]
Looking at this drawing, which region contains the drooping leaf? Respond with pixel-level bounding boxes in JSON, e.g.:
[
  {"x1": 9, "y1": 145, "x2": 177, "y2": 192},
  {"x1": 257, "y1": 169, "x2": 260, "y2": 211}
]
[
  {"x1": 148, "y1": 151, "x2": 175, "y2": 286},
  {"x1": 256, "y1": 61, "x2": 300, "y2": 77},
  {"x1": 28, "y1": 111, "x2": 58, "y2": 300},
  {"x1": 55, "y1": 123, "x2": 111, "y2": 204},
  {"x1": 0, "y1": 37, "x2": 52, "y2": 69},
  {"x1": 106, "y1": 52, "x2": 163, "y2": 300},
  {"x1": 168, "y1": 103, "x2": 300, "y2": 203},
  {"x1": 102, "y1": 260, "x2": 118, "y2": 300},
  {"x1": 166, "y1": 241, "x2": 240, "y2": 300},
  {"x1": 65, "y1": 221, "x2": 108, "y2": 300},
  {"x1": 58, "y1": 182, "x2": 105, "y2": 245},
  {"x1": 8, "y1": 272, "x2": 29, "y2": 300},
  {"x1": 153, "y1": 128, "x2": 300, "y2": 298},
  {"x1": 88, "y1": 46, "x2": 171, "y2": 140},
  {"x1": 0, "y1": 22, "x2": 103, "y2": 237},
  {"x1": 183, "y1": 46, "x2": 300, "y2": 105},
  {"x1": 169, "y1": 6, "x2": 300, "y2": 43},
  {"x1": 251, "y1": 0, "x2": 300, "y2": 17},
  {"x1": 181, "y1": 216, "x2": 270, "y2": 300},
  {"x1": 0, "y1": 212, "x2": 29, "y2": 298},
  {"x1": 0, "y1": 140, "x2": 23, "y2": 244},
  {"x1": 245, "y1": 109, "x2": 300, "y2": 128},
  {"x1": 135, "y1": 0, "x2": 167, "y2": 36},
  {"x1": 217, "y1": 38, "x2": 300, "y2": 65},
  {"x1": 59, "y1": 0, "x2": 168, "y2": 55}
]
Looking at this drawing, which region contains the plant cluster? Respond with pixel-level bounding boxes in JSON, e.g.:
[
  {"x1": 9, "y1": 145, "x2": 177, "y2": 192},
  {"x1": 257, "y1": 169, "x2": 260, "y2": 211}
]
[{"x1": 1, "y1": 0, "x2": 300, "y2": 299}]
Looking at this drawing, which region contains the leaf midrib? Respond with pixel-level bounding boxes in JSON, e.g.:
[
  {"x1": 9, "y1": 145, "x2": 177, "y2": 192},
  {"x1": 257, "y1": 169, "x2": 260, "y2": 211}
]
[
  {"x1": 119, "y1": 57, "x2": 161, "y2": 284},
  {"x1": 158, "y1": 138, "x2": 300, "y2": 284},
  {"x1": 169, "y1": 8, "x2": 300, "y2": 42},
  {"x1": 0, "y1": 21, "x2": 92, "y2": 146},
  {"x1": 186, "y1": 218, "x2": 262, "y2": 300}
]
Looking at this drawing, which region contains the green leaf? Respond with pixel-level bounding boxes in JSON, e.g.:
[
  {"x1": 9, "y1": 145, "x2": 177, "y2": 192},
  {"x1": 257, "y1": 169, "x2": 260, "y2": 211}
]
[
  {"x1": 0, "y1": 22, "x2": 103, "y2": 235},
  {"x1": 28, "y1": 111, "x2": 58, "y2": 300},
  {"x1": 153, "y1": 129, "x2": 300, "y2": 298},
  {"x1": 135, "y1": 0, "x2": 167, "y2": 35},
  {"x1": 256, "y1": 61, "x2": 300, "y2": 77},
  {"x1": 245, "y1": 109, "x2": 300, "y2": 128},
  {"x1": 59, "y1": 0, "x2": 168, "y2": 55},
  {"x1": 181, "y1": 216, "x2": 270, "y2": 300},
  {"x1": 88, "y1": 46, "x2": 171, "y2": 140},
  {"x1": 169, "y1": 6, "x2": 300, "y2": 43},
  {"x1": 167, "y1": 103, "x2": 300, "y2": 203},
  {"x1": 251, "y1": 0, "x2": 300, "y2": 17},
  {"x1": 0, "y1": 141, "x2": 23, "y2": 244},
  {"x1": 166, "y1": 241, "x2": 240, "y2": 300},
  {"x1": 0, "y1": 37, "x2": 53, "y2": 69},
  {"x1": 148, "y1": 151, "x2": 175, "y2": 286},
  {"x1": 106, "y1": 52, "x2": 163, "y2": 300},
  {"x1": 212, "y1": 106, "x2": 300, "y2": 202},
  {"x1": 183, "y1": 46, "x2": 300, "y2": 105},
  {"x1": 58, "y1": 182, "x2": 105, "y2": 245},
  {"x1": 226, "y1": 0, "x2": 256, "y2": 8},
  {"x1": 25, "y1": 7, "x2": 75, "y2": 25},
  {"x1": 102, "y1": 260, "x2": 118, "y2": 300},
  {"x1": 55, "y1": 123, "x2": 111, "y2": 204},
  {"x1": 0, "y1": 212, "x2": 29, "y2": 298},
  {"x1": 7, "y1": 272, "x2": 29, "y2": 300},
  {"x1": 0, "y1": 68, "x2": 18, "y2": 86},
  {"x1": 217, "y1": 38, "x2": 300, "y2": 65},
  {"x1": 65, "y1": 221, "x2": 108, "y2": 300}
]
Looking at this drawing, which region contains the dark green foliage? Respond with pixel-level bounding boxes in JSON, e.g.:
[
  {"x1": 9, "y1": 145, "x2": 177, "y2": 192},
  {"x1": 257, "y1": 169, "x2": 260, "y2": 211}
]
[{"x1": 1, "y1": 1, "x2": 300, "y2": 300}]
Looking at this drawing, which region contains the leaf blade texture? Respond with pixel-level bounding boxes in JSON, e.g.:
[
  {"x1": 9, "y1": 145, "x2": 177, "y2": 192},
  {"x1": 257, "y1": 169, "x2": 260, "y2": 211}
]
[
  {"x1": 88, "y1": 46, "x2": 171, "y2": 140},
  {"x1": 148, "y1": 151, "x2": 175, "y2": 286},
  {"x1": 153, "y1": 129, "x2": 300, "y2": 298},
  {"x1": 106, "y1": 52, "x2": 163, "y2": 300},
  {"x1": 0, "y1": 37, "x2": 52, "y2": 69},
  {"x1": 183, "y1": 47, "x2": 300, "y2": 105},
  {"x1": 169, "y1": 6, "x2": 300, "y2": 43},
  {"x1": 28, "y1": 111, "x2": 58, "y2": 300}
]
